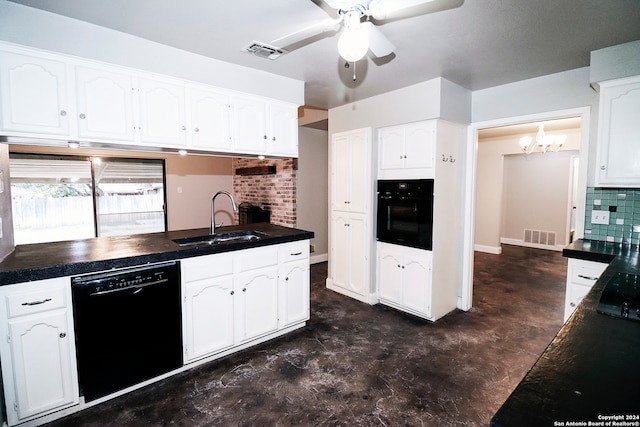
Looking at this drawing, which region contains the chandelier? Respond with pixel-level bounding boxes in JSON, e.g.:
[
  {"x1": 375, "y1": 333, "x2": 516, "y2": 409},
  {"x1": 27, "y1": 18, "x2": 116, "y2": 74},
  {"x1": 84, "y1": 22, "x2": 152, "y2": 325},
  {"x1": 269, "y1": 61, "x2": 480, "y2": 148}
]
[{"x1": 519, "y1": 124, "x2": 567, "y2": 154}]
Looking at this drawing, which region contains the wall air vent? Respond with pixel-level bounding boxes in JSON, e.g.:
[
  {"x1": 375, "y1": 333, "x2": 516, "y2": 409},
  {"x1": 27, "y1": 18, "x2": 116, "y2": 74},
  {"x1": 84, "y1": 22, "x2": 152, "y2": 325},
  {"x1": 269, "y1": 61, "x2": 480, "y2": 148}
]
[
  {"x1": 523, "y1": 229, "x2": 557, "y2": 247},
  {"x1": 242, "y1": 41, "x2": 286, "y2": 60}
]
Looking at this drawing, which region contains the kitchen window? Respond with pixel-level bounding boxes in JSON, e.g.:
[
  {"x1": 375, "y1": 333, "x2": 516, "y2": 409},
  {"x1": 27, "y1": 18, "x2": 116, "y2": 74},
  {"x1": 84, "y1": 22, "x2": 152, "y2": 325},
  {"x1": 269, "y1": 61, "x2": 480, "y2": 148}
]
[{"x1": 9, "y1": 153, "x2": 166, "y2": 244}]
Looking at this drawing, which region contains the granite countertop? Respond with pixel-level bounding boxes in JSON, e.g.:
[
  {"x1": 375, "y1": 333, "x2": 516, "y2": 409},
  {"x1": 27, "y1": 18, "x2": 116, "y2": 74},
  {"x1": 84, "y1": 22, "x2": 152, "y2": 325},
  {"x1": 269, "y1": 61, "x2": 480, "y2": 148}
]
[
  {"x1": 0, "y1": 223, "x2": 314, "y2": 285},
  {"x1": 491, "y1": 239, "x2": 640, "y2": 426}
]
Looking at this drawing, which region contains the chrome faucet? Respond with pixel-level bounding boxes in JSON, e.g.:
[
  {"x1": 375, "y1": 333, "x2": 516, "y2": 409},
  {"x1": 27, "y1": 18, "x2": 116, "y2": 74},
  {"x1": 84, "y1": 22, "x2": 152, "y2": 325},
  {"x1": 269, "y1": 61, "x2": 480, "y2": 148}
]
[{"x1": 211, "y1": 191, "x2": 238, "y2": 235}]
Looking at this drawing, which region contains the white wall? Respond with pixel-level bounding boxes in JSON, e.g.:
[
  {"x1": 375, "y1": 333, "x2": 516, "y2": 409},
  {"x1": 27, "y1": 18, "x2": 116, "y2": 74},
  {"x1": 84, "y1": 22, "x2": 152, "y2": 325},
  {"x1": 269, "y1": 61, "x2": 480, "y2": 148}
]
[
  {"x1": 502, "y1": 150, "x2": 578, "y2": 246},
  {"x1": 328, "y1": 77, "x2": 471, "y2": 135},
  {"x1": 0, "y1": 1, "x2": 303, "y2": 105},
  {"x1": 475, "y1": 129, "x2": 581, "y2": 252},
  {"x1": 297, "y1": 127, "x2": 329, "y2": 263}
]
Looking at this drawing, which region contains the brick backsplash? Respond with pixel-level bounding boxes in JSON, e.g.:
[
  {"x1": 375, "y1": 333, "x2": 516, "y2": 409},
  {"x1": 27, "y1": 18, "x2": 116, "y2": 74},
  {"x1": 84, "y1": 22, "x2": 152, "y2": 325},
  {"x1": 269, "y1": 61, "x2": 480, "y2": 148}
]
[
  {"x1": 584, "y1": 187, "x2": 640, "y2": 245},
  {"x1": 232, "y1": 158, "x2": 297, "y2": 227}
]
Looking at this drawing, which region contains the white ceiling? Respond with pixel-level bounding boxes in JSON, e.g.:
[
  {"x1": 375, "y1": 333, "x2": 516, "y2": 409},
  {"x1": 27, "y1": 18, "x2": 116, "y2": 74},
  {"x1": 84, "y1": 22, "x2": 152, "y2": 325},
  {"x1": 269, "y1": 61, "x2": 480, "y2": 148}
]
[{"x1": 7, "y1": 0, "x2": 640, "y2": 109}]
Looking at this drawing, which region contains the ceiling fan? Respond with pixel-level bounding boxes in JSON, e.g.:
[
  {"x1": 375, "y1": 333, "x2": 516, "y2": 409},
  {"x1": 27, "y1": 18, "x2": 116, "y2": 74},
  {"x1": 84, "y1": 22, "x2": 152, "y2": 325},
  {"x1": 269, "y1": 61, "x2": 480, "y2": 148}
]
[{"x1": 269, "y1": 0, "x2": 463, "y2": 62}]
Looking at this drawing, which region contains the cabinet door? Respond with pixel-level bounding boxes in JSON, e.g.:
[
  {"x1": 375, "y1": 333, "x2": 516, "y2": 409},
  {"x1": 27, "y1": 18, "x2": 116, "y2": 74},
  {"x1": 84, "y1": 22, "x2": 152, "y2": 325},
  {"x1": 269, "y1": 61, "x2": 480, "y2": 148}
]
[
  {"x1": 564, "y1": 283, "x2": 591, "y2": 322},
  {"x1": 75, "y1": 65, "x2": 135, "y2": 141},
  {"x1": 190, "y1": 88, "x2": 231, "y2": 150},
  {"x1": 331, "y1": 134, "x2": 352, "y2": 211},
  {"x1": 379, "y1": 126, "x2": 405, "y2": 171},
  {"x1": 8, "y1": 311, "x2": 78, "y2": 422},
  {"x1": 232, "y1": 95, "x2": 268, "y2": 153},
  {"x1": 378, "y1": 249, "x2": 403, "y2": 303},
  {"x1": 269, "y1": 103, "x2": 298, "y2": 157},
  {"x1": 597, "y1": 79, "x2": 640, "y2": 186},
  {"x1": 403, "y1": 122, "x2": 435, "y2": 170},
  {"x1": 137, "y1": 76, "x2": 187, "y2": 147},
  {"x1": 347, "y1": 214, "x2": 368, "y2": 296},
  {"x1": 402, "y1": 256, "x2": 431, "y2": 316},
  {"x1": 331, "y1": 214, "x2": 351, "y2": 291},
  {"x1": 0, "y1": 51, "x2": 70, "y2": 136},
  {"x1": 279, "y1": 260, "x2": 310, "y2": 328},
  {"x1": 184, "y1": 277, "x2": 235, "y2": 362},
  {"x1": 349, "y1": 131, "x2": 370, "y2": 213},
  {"x1": 235, "y1": 267, "x2": 279, "y2": 343}
]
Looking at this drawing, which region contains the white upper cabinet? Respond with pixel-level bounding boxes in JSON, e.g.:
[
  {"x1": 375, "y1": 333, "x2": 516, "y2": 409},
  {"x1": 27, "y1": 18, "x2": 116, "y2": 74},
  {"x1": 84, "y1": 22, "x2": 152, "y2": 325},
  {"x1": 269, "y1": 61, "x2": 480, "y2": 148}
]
[
  {"x1": 595, "y1": 76, "x2": 640, "y2": 187},
  {"x1": 75, "y1": 65, "x2": 135, "y2": 142},
  {"x1": 189, "y1": 87, "x2": 231, "y2": 150},
  {"x1": 331, "y1": 129, "x2": 370, "y2": 214},
  {"x1": 0, "y1": 43, "x2": 299, "y2": 157},
  {"x1": 137, "y1": 76, "x2": 188, "y2": 147},
  {"x1": 231, "y1": 95, "x2": 269, "y2": 154},
  {"x1": 0, "y1": 50, "x2": 70, "y2": 136},
  {"x1": 379, "y1": 120, "x2": 436, "y2": 179},
  {"x1": 231, "y1": 96, "x2": 298, "y2": 157},
  {"x1": 268, "y1": 102, "x2": 298, "y2": 157}
]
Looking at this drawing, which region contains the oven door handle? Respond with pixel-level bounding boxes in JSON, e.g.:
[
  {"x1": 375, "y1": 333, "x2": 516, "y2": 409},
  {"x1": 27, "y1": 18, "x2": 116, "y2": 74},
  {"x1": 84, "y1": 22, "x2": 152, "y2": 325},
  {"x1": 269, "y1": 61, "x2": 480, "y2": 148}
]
[{"x1": 89, "y1": 278, "x2": 169, "y2": 297}]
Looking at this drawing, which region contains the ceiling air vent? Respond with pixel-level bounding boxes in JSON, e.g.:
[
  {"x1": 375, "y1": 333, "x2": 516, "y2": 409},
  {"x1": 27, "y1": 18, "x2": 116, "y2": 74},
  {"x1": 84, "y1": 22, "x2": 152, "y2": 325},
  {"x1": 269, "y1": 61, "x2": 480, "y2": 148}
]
[{"x1": 242, "y1": 41, "x2": 286, "y2": 60}]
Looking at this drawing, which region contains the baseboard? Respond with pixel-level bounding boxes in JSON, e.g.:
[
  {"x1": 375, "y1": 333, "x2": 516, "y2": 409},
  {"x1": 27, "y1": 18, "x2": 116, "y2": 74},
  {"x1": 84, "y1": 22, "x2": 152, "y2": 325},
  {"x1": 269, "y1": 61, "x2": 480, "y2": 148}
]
[
  {"x1": 310, "y1": 253, "x2": 328, "y2": 264},
  {"x1": 500, "y1": 237, "x2": 564, "y2": 252},
  {"x1": 474, "y1": 244, "x2": 502, "y2": 254}
]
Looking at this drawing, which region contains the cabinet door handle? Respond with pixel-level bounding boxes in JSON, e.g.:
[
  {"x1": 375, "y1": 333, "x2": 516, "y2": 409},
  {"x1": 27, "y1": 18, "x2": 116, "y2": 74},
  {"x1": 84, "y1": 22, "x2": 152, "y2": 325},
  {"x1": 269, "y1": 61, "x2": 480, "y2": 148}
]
[
  {"x1": 79, "y1": 113, "x2": 86, "y2": 119},
  {"x1": 600, "y1": 165, "x2": 606, "y2": 170},
  {"x1": 21, "y1": 298, "x2": 51, "y2": 306},
  {"x1": 285, "y1": 277, "x2": 289, "y2": 281},
  {"x1": 570, "y1": 302, "x2": 576, "y2": 307},
  {"x1": 194, "y1": 127, "x2": 199, "y2": 132},
  {"x1": 290, "y1": 252, "x2": 302, "y2": 256},
  {"x1": 60, "y1": 110, "x2": 67, "y2": 117},
  {"x1": 577, "y1": 274, "x2": 598, "y2": 281},
  {"x1": 59, "y1": 332, "x2": 66, "y2": 339},
  {"x1": 230, "y1": 291, "x2": 234, "y2": 295}
]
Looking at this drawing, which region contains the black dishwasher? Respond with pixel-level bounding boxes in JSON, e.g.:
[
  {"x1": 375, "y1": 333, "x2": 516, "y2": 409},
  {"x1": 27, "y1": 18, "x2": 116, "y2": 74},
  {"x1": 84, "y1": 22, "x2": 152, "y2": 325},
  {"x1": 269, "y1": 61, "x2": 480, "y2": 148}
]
[{"x1": 71, "y1": 261, "x2": 183, "y2": 402}]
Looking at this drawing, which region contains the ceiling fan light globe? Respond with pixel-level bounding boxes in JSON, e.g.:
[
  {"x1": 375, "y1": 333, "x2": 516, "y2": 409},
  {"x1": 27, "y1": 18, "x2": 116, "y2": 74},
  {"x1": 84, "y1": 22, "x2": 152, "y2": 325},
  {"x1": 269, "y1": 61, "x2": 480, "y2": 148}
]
[{"x1": 338, "y1": 28, "x2": 369, "y2": 62}]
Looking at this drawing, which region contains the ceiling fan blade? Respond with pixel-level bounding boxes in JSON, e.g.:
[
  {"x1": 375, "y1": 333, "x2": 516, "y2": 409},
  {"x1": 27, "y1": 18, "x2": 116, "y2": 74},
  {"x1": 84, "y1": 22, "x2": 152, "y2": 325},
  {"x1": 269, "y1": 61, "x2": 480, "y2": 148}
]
[
  {"x1": 362, "y1": 22, "x2": 395, "y2": 57},
  {"x1": 271, "y1": 18, "x2": 342, "y2": 49},
  {"x1": 368, "y1": 0, "x2": 463, "y2": 22}
]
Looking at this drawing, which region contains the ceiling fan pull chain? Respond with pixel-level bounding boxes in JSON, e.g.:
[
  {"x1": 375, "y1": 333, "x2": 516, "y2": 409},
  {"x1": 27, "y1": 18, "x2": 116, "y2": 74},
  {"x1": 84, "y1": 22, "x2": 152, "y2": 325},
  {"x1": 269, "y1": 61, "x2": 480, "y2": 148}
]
[{"x1": 353, "y1": 61, "x2": 357, "y2": 81}]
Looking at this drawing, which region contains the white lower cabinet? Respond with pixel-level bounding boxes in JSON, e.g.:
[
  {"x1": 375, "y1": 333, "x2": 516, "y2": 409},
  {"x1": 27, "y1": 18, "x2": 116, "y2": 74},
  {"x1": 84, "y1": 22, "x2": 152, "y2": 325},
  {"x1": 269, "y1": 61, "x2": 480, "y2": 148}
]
[
  {"x1": 564, "y1": 258, "x2": 608, "y2": 322},
  {"x1": 0, "y1": 277, "x2": 79, "y2": 426},
  {"x1": 278, "y1": 241, "x2": 311, "y2": 328},
  {"x1": 181, "y1": 240, "x2": 310, "y2": 364},
  {"x1": 377, "y1": 242, "x2": 433, "y2": 319}
]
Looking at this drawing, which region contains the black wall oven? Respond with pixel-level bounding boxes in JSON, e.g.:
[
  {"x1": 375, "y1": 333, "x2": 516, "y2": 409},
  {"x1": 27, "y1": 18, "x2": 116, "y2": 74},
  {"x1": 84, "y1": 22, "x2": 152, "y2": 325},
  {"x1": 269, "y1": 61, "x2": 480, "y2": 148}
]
[{"x1": 377, "y1": 179, "x2": 434, "y2": 250}]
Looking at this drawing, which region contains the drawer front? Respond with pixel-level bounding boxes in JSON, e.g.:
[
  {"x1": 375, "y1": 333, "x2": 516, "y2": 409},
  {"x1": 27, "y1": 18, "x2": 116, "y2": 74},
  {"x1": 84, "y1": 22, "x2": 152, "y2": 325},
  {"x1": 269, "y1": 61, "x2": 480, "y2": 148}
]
[
  {"x1": 4, "y1": 278, "x2": 68, "y2": 318},
  {"x1": 235, "y1": 246, "x2": 279, "y2": 272},
  {"x1": 568, "y1": 260, "x2": 608, "y2": 286},
  {"x1": 182, "y1": 253, "x2": 234, "y2": 283},
  {"x1": 278, "y1": 240, "x2": 310, "y2": 263}
]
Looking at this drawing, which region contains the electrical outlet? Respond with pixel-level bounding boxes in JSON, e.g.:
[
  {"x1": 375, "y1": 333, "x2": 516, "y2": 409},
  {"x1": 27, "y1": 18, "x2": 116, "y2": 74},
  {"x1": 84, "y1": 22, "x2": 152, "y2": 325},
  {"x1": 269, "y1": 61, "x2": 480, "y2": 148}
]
[{"x1": 591, "y1": 210, "x2": 610, "y2": 225}]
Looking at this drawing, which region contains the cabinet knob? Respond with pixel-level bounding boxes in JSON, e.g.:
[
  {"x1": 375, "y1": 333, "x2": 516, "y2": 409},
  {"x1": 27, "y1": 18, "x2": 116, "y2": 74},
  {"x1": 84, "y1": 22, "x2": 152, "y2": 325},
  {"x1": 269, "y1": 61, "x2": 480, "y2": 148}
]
[
  {"x1": 59, "y1": 332, "x2": 66, "y2": 339},
  {"x1": 404, "y1": 155, "x2": 407, "y2": 159},
  {"x1": 181, "y1": 125, "x2": 186, "y2": 131},
  {"x1": 570, "y1": 302, "x2": 576, "y2": 307},
  {"x1": 272, "y1": 137, "x2": 276, "y2": 141},
  {"x1": 230, "y1": 290, "x2": 234, "y2": 295},
  {"x1": 60, "y1": 110, "x2": 67, "y2": 117},
  {"x1": 397, "y1": 264, "x2": 401, "y2": 268},
  {"x1": 243, "y1": 288, "x2": 247, "y2": 292},
  {"x1": 285, "y1": 277, "x2": 289, "y2": 281},
  {"x1": 79, "y1": 113, "x2": 86, "y2": 119},
  {"x1": 264, "y1": 135, "x2": 268, "y2": 139},
  {"x1": 194, "y1": 127, "x2": 199, "y2": 132},
  {"x1": 600, "y1": 165, "x2": 606, "y2": 170}
]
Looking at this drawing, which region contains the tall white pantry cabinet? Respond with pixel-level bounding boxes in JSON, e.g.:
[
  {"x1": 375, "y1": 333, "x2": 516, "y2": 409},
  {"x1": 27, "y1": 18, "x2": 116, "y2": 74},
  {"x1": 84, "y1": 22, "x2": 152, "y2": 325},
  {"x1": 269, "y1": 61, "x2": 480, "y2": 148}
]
[
  {"x1": 326, "y1": 121, "x2": 465, "y2": 320},
  {"x1": 326, "y1": 128, "x2": 377, "y2": 304}
]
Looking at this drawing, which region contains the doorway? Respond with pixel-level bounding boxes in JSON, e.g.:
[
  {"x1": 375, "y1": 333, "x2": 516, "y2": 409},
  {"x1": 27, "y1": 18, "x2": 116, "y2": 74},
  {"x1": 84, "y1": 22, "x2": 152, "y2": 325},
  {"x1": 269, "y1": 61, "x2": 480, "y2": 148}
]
[{"x1": 459, "y1": 107, "x2": 592, "y2": 311}]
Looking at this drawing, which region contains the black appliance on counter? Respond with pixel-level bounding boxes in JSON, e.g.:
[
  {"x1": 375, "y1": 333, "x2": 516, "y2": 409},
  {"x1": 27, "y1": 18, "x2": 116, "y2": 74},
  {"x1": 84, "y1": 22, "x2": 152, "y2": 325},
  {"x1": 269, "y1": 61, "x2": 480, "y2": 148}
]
[
  {"x1": 597, "y1": 272, "x2": 640, "y2": 322},
  {"x1": 238, "y1": 202, "x2": 271, "y2": 225},
  {"x1": 71, "y1": 261, "x2": 183, "y2": 402},
  {"x1": 376, "y1": 179, "x2": 434, "y2": 250}
]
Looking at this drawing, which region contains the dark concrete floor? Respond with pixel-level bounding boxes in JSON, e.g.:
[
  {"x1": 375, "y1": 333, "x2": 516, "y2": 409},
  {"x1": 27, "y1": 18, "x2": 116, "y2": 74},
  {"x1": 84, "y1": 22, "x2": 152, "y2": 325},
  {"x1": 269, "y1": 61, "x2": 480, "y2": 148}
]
[{"x1": 46, "y1": 244, "x2": 567, "y2": 426}]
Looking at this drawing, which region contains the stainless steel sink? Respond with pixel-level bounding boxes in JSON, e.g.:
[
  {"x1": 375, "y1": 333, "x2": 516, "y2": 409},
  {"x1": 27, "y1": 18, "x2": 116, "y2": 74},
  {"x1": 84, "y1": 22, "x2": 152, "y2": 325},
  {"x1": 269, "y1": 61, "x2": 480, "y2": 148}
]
[{"x1": 172, "y1": 230, "x2": 270, "y2": 247}]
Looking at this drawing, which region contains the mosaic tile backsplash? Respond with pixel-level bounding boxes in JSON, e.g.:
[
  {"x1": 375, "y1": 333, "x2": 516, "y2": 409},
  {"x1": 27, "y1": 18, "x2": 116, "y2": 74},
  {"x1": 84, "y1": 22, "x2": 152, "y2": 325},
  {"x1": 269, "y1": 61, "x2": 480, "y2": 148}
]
[{"x1": 584, "y1": 187, "x2": 640, "y2": 245}]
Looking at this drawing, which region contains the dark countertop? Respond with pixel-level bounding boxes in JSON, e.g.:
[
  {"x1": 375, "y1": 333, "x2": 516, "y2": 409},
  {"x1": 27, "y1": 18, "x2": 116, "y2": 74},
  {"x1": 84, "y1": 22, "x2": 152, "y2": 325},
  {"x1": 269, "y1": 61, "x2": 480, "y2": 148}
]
[
  {"x1": 0, "y1": 223, "x2": 313, "y2": 285},
  {"x1": 491, "y1": 239, "x2": 640, "y2": 426}
]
